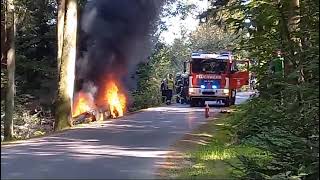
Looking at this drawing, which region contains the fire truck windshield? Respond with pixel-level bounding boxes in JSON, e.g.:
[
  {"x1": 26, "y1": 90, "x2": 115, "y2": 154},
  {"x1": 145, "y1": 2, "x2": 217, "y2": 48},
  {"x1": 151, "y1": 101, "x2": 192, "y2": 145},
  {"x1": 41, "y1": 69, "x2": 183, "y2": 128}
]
[{"x1": 191, "y1": 59, "x2": 227, "y2": 74}]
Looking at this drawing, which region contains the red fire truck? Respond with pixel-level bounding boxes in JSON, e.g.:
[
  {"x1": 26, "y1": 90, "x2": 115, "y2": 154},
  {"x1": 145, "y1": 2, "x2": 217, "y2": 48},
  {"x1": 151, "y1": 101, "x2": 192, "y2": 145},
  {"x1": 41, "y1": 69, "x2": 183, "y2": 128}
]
[{"x1": 183, "y1": 52, "x2": 249, "y2": 107}]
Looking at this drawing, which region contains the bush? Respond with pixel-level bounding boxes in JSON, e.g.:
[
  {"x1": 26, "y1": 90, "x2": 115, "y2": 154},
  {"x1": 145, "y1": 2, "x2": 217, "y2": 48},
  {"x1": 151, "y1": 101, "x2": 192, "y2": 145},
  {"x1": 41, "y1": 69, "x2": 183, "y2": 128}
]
[{"x1": 229, "y1": 94, "x2": 319, "y2": 179}]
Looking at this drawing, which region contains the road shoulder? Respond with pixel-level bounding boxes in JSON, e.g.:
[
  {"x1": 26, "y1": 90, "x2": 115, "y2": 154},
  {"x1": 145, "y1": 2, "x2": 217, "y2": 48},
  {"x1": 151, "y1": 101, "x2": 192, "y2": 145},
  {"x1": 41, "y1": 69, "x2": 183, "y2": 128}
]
[
  {"x1": 156, "y1": 107, "x2": 263, "y2": 179},
  {"x1": 156, "y1": 112, "x2": 230, "y2": 178}
]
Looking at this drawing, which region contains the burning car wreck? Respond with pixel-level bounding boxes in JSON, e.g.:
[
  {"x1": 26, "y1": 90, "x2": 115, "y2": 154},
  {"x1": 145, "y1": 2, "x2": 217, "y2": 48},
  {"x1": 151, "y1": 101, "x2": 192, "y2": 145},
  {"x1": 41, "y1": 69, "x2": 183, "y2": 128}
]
[
  {"x1": 72, "y1": 0, "x2": 163, "y2": 124},
  {"x1": 72, "y1": 80, "x2": 126, "y2": 125}
]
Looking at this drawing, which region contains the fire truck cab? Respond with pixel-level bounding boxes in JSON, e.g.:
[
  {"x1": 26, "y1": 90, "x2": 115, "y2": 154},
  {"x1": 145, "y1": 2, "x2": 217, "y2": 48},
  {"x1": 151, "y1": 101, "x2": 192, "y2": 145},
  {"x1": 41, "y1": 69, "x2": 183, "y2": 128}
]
[{"x1": 184, "y1": 51, "x2": 249, "y2": 107}]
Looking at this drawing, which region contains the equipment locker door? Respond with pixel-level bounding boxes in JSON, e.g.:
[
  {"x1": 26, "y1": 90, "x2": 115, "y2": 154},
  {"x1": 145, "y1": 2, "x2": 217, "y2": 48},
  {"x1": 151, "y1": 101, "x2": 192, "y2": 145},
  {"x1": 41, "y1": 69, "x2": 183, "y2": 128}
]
[{"x1": 230, "y1": 60, "x2": 249, "y2": 89}]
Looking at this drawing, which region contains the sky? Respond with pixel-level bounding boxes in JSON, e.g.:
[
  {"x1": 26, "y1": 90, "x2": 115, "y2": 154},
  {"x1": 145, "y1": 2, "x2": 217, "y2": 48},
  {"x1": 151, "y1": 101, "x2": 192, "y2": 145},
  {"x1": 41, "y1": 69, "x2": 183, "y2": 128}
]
[{"x1": 159, "y1": 0, "x2": 209, "y2": 45}]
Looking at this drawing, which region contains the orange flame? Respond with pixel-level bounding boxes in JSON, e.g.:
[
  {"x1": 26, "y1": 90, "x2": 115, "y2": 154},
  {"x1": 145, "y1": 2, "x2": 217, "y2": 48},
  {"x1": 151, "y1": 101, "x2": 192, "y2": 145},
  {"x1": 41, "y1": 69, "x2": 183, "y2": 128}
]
[
  {"x1": 105, "y1": 81, "x2": 126, "y2": 118},
  {"x1": 72, "y1": 92, "x2": 96, "y2": 117}
]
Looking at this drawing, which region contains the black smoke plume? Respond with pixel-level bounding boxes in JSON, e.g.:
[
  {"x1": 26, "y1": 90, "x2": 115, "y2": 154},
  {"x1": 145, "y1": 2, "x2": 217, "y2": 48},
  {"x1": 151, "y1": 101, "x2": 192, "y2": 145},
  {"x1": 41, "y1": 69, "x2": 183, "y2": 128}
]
[{"x1": 76, "y1": 0, "x2": 164, "y2": 106}]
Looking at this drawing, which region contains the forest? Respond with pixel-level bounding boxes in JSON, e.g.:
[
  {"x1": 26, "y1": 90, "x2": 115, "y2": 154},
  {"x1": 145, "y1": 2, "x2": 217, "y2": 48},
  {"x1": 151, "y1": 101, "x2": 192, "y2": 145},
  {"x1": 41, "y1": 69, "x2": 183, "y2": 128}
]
[{"x1": 1, "y1": 0, "x2": 319, "y2": 179}]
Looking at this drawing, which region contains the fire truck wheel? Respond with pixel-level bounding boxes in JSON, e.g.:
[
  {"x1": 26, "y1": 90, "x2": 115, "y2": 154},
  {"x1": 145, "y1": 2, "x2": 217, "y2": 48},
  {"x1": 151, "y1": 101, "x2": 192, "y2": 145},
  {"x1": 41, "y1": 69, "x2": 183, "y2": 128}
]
[
  {"x1": 224, "y1": 98, "x2": 231, "y2": 107},
  {"x1": 232, "y1": 90, "x2": 237, "y2": 105},
  {"x1": 231, "y1": 97, "x2": 236, "y2": 105},
  {"x1": 200, "y1": 100, "x2": 205, "y2": 107},
  {"x1": 190, "y1": 99, "x2": 198, "y2": 107},
  {"x1": 230, "y1": 98, "x2": 235, "y2": 105}
]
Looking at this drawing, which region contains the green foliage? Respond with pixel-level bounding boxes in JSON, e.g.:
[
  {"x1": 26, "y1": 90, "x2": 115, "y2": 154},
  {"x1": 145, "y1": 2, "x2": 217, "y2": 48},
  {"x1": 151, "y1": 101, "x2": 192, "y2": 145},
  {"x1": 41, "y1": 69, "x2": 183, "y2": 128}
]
[
  {"x1": 189, "y1": 19, "x2": 240, "y2": 52},
  {"x1": 132, "y1": 43, "x2": 177, "y2": 110},
  {"x1": 170, "y1": 38, "x2": 190, "y2": 70},
  {"x1": 202, "y1": 0, "x2": 319, "y2": 179},
  {"x1": 228, "y1": 97, "x2": 319, "y2": 179},
  {"x1": 14, "y1": 0, "x2": 57, "y2": 90},
  {"x1": 1, "y1": 0, "x2": 57, "y2": 140},
  {"x1": 161, "y1": 0, "x2": 196, "y2": 19},
  {"x1": 15, "y1": 0, "x2": 57, "y2": 61},
  {"x1": 0, "y1": 0, "x2": 58, "y2": 99}
]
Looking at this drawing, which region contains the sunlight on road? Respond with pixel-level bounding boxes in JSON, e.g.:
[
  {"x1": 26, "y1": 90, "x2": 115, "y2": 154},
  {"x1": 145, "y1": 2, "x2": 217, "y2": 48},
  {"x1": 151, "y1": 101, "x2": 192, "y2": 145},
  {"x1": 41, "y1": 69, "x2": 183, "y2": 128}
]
[
  {"x1": 71, "y1": 145, "x2": 174, "y2": 158},
  {"x1": 1, "y1": 92, "x2": 253, "y2": 179}
]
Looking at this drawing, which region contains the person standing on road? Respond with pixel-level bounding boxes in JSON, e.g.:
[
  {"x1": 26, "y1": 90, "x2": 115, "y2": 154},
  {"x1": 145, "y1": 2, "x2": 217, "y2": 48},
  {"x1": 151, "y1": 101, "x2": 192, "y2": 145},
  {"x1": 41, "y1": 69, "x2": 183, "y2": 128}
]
[
  {"x1": 160, "y1": 79, "x2": 167, "y2": 103},
  {"x1": 166, "y1": 73, "x2": 175, "y2": 105},
  {"x1": 180, "y1": 73, "x2": 189, "y2": 104},
  {"x1": 175, "y1": 73, "x2": 183, "y2": 103}
]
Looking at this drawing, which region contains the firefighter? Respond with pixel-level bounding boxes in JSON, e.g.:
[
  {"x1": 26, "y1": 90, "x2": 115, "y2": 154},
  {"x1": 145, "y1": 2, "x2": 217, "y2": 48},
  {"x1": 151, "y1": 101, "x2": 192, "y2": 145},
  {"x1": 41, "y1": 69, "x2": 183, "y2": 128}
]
[
  {"x1": 270, "y1": 50, "x2": 284, "y2": 77},
  {"x1": 250, "y1": 72, "x2": 257, "y2": 90},
  {"x1": 269, "y1": 50, "x2": 285, "y2": 102},
  {"x1": 175, "y1": 73, "x2": 182, "y2": 83},
  {"x1": 180, "y1": 73, "x2": 189, "y2": 104},
  {"x1": 175, "y1": 73, "x2": 183, "y2": 103},
  {"x1": 160, "y1": 79, "x2": 167, "y2": 103},
  {"x1": 166, "y1": 73, "x2": 175, "y2": 105}
]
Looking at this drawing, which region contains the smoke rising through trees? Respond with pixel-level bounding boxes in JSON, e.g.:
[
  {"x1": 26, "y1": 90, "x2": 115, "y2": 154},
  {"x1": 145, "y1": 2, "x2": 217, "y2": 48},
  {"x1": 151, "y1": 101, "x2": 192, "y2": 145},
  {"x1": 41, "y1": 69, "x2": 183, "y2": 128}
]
[{"x1": 76, "y1": 0, "x2": 164, "y2": 102}]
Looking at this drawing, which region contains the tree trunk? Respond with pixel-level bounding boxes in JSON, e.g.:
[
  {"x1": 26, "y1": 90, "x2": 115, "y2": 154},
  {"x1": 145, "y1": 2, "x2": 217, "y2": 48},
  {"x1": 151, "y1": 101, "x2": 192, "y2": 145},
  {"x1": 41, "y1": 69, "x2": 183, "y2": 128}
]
[
  {"x1": 287, "y1": 0, "x2": 302, "y2": 64},
  {"x1": 276, "y1": 1, "x2": 292, "y2": 76},
  {"x1": 54, "y1": 0, "x2": 77, "y2": 131},
  {"x1": 287, "y1": 0, "x2": 305, "y2": 105},
  {"x1": 289, "y1": 0, "x2": 304, "y2": 82},
  {"x1": 57, "y1": 0, "x2": 66, "y2": 72},
  {"x1": 287, "y1": 0, "x2": 300, "y2": 39},
  {"x1": 4, "y1": 0, "x2": 16, "y2": 141},
  {"x1": 1, "y1": 0, "x2": 6, "y2": 64}
]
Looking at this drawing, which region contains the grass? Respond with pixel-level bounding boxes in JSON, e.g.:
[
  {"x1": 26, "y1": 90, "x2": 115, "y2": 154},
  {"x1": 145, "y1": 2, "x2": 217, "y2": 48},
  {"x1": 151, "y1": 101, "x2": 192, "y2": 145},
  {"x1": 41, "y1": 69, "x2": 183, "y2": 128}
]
[{"x1": 164, "y1": 113, "x2": 272, "y2": 179}]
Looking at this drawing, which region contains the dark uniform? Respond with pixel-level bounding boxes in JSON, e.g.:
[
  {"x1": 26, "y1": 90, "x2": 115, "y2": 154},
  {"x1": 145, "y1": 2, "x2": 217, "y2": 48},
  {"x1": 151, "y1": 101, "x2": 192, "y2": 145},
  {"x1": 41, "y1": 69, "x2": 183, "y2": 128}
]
[
  {"x1": 160, "y1": 79, "x2": 167, "y2": 103},
  {"x1": 180, "y1": 74, "x2": 189, "y2": 104},
  {"x1": 175, "y1": 79, "x2": 183, "y2": 103},
  {"x1": 175, "y1": 73, "x2": 189, "y2": 104},
  {"x1": 166, "y1": 74, "x2": 174, "y2": 105}
]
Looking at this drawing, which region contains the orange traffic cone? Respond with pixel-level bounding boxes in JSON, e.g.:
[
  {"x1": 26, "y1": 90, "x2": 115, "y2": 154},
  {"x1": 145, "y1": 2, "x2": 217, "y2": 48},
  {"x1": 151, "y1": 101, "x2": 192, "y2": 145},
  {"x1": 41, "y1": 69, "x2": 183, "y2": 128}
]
[{"x1": 205, "y1": 103, "x2": 210, "y2": 118}]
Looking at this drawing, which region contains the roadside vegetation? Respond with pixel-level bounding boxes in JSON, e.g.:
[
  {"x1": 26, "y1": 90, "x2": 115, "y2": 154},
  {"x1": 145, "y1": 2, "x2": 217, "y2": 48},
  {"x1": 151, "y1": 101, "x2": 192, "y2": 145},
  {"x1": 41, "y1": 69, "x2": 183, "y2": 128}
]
[
  {"x1": 206, "y1": 0, "x2": 319, "y2": 178},
  {"x1": 165, "y1": 108, "x2": 271, "y2": 179},
  {"x1": 165, "y1": 0, "x2": 319, "y2": 179},
  {"x1": 166, "y1": 95, "x2": 318, "y2": 179}
]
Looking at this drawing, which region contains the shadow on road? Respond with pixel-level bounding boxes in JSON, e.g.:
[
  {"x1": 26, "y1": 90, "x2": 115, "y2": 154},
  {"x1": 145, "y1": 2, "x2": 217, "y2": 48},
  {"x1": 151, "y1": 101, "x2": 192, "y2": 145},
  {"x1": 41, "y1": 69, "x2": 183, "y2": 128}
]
[
  {"x1": 1, "y1": 128, "x2": 174, "y2": 179},
  {"x1": 1, "y1": 105, "x2": 210, "y2": 179},
  {"x1": 1, "y1": 92, "x2": 252, "y2": 179}
]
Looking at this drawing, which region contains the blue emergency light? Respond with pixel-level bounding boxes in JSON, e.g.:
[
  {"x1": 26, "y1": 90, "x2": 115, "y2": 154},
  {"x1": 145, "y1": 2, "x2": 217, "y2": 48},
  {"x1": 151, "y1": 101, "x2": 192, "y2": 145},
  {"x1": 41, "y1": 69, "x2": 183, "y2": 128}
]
[
  {"x1": 192, "y1": 52, "x2": 201, "y2": 56},
  {"x1": 220, "y1": 51, "x2": 231, "y2": 56}
]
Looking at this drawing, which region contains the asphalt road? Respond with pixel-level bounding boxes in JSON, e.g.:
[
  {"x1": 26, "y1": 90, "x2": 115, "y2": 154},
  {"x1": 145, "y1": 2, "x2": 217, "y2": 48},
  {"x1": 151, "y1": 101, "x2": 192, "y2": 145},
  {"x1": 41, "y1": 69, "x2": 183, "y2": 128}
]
[{"x1": 1, "y1": 92, "x2": 252, "y2": 179}]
